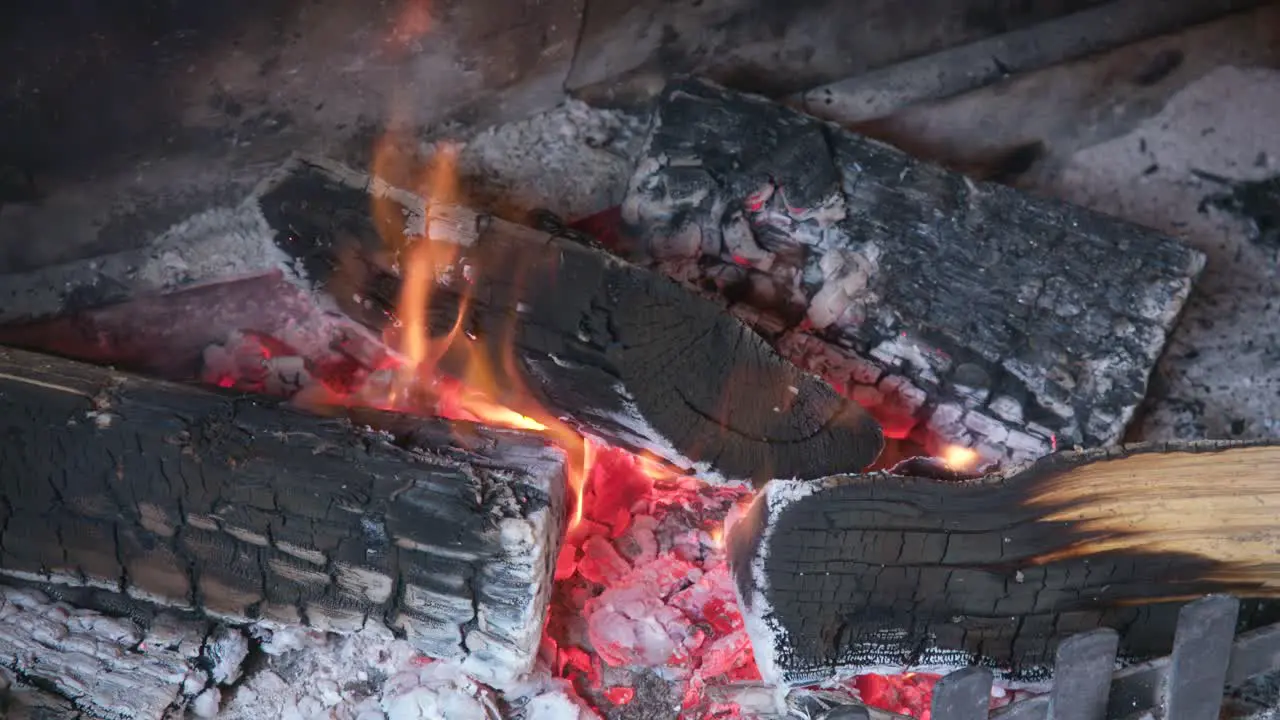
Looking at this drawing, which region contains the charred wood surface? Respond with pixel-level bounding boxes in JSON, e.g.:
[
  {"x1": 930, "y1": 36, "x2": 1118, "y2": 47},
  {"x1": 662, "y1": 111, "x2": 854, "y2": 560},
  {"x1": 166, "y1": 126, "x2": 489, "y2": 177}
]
[
  {"x1": 0, "y1": 345, "x2": 565, "y2": 685},
  {"x1": 726, "y1": 440, "x2": 1280, "y2": 686},
  {"x1": 252, "y1": 157, "x2": 883, "y2": 484},
  {"x1": 620, "y1": 78, "x2": 1207, "y2": 467},
  {"x1": 0, "y1": 583, "x2": 235, "y2": 720}
]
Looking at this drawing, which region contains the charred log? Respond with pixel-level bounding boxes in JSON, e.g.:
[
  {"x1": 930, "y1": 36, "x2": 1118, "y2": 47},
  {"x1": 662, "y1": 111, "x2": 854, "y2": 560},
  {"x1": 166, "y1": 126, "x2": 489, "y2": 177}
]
[
  {"x1": 0, "y1": 583, "x2": 233, "y2": 720},
  {"x1": 725, "y1": 440, "x2": 1280, "y2": 686},
  {"x1": 254, "y1": 157, "x2": 883, "y2": 484},
  {"x1": 620, "y1": 78, "x2": 1207, "y2": 467},
  {"x1": 0, "y1": 345, "x2": 565, "y2": 686}
]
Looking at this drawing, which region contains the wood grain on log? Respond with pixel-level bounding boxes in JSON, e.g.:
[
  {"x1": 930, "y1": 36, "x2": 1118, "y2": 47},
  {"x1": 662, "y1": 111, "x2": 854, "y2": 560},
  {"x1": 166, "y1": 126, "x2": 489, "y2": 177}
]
[
  {"x1": 251, "y1": 157, "x2": 884, "y2": 484},
  {"x1": 726, "y1": 440, "x2": 1280, "y2": 686},
  {"x1": 0, "y1": 344, "x2": 565, "y2": 685},
  {"x1": 620, "y1": 78, "x2": 1207, "y2": 468}
]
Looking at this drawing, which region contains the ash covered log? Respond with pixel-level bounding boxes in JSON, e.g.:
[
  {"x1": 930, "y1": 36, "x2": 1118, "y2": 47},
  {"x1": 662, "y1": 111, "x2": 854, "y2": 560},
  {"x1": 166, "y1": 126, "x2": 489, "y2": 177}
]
[
  {"x1": 0, "y1": 345, "x2": 565, "y2": 685},
  {"x1": 620, "y1": 78, "x2": 1207, "y2": 467},
  {"x1": 726, "y1": 440, "x2": 1280, "y2": 686}
]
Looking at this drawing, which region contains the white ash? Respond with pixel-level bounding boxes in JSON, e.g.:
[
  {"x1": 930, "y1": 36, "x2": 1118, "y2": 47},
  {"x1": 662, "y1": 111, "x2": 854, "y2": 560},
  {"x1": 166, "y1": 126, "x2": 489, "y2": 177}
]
[
  {"x1": 223, "y1": 621, "x2": 603, "y2": 720},
  {"x1": 425, "y1": 100, "x2": 650, "y2": 222},
  {"x1": 503, "y1": 675, "x2": 602, "y2": 720},
  {"x1": 731, "y1": 482, "x2": 812, "y2": 694},
  {"x1": 191, "y1": 687, "x2": 223, "y2": 718},
  {"x1": 0, "y1": 202, "x2": 298, "y2": 325},
  {"x1": 206, "y1": 625, "x2": 252, "y2": 686},
  {"x1": 1041, "y1": 65, "x2": 1280, "y2": 444},
  {"x1": 221, "y1": 622, "x2": 422, "y2": 719}
]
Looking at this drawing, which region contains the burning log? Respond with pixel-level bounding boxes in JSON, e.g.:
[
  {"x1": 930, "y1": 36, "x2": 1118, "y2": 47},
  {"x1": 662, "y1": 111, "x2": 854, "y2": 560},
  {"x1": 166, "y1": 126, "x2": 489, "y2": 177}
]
[
  {"x1": 0, "y1": 344, "x2": 565, "y2": 686},
  {"x1": 0, "y1": 156, "x2": 883, "y2": 487},
  {"x1": 252, "y1": 156, "x2": 884, "y2": 484},
  {"x1": 619, "y1": 78, "x2": 1207, "y2": 467},
  {"x1": 725, "y1": 439, "x2": 1280, "y2": 687}
]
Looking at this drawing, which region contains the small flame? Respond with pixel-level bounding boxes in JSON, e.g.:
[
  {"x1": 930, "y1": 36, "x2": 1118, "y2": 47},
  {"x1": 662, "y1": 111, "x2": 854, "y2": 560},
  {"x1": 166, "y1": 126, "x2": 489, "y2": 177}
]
[
  {"x1": 709, "y1": 526, "x2": 724, "y2": 549},
  {"x1": 943, "y1": 445, "x2": 979, "y2": 470}
]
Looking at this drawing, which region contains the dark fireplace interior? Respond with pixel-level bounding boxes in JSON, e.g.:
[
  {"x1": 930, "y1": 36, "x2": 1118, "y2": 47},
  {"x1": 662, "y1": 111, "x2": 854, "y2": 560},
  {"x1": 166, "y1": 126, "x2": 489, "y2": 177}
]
[{"x1": 3, "y1": 2, "x2": 1280, "y2": 719}]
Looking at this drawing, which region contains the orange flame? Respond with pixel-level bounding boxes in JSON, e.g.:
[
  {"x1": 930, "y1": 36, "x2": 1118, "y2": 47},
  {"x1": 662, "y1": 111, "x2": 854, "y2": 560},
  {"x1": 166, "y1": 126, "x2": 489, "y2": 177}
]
[
  {"x1": 368, "y1": 134, "x2": 593, "y2": 528},
  {"x1": 943, "y1": 445, "x2": 979, "y2": 471}
]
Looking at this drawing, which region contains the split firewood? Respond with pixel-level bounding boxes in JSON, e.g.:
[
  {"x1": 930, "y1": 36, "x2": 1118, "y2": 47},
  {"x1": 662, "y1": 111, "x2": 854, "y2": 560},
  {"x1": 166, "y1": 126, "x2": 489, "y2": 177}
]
[
  {"x1": 619, "y1": 77, "x2": 1207, "y2": 468},
  {"x1": 0, "y1": 344, "x2": 566, "y2": 686},
  {"x1": 725, "y1": 439, "x2": 1280, "y2": 687},
  {"x1": 0, "y1": 156, "x2": 885, "y2": 485}
]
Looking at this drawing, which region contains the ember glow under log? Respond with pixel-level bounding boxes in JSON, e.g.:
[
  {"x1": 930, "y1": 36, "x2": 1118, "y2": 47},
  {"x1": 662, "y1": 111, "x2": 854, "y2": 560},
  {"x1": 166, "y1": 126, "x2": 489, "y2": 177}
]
[
  {"x1": 726, "y1": 440, "x2": 1280, "y2": 687},
  {"x1": 620, "y1": 78, "x2": 1207, "y2": 468},
  {"x1": 0, "y1": 345, "x2": 565, "y2": 685}
]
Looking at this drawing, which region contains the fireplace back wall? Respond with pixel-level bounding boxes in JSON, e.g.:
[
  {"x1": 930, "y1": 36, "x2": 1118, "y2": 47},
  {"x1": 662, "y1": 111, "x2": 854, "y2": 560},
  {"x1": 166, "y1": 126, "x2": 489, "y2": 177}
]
[{"x1": 0, "y1": 0, "x2": 1102, "y2": 273}]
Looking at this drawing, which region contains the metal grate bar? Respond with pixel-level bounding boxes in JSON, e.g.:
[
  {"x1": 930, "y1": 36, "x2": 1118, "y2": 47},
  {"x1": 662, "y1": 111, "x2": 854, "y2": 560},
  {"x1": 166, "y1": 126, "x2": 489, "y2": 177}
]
[
  {"x1": 1048, "y1": 628, "x2": 1120, "y2": 720},
  {"x1": 1164, "y1": 595, "x2": 1240, "y2": 720},
  {"x1": 1225, "y1": 622, "x2": 1280, "y2": 686},
  {"x1": 932, "y1": 667, "x2": 994, "y2": 720}
]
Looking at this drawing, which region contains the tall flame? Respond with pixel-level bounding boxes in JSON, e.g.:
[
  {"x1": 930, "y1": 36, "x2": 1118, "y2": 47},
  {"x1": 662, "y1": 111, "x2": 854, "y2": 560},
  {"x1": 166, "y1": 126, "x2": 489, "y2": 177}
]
[{"x1": 368, "y1": 134, "x2": 592, "y2": 528}]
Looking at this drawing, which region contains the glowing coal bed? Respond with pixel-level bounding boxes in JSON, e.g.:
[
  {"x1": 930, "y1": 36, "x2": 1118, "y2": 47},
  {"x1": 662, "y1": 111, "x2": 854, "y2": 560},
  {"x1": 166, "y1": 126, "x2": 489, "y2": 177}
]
[{"x1": 198, "y1": 329, "x2": 1037, "y2": 720}]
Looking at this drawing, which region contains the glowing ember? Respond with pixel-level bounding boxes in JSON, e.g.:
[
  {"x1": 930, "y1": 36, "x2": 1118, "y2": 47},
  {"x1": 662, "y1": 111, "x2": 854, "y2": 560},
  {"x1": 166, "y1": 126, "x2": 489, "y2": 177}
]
[
  {"x1": 855, "y1": 673, "x2": 940, "y2": 718},
  {"x1": 198, "y1": 326, "x2": 1021, "y2": 718}
]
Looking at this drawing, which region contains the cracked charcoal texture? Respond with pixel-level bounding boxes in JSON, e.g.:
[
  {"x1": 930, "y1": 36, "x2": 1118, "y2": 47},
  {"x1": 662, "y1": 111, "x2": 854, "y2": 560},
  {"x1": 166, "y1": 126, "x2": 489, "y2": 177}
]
[
  {"x1": 621, "y1": 78, "x2": 1207, "y2": 467},
  {"x1": 257, "y1": 158, "x2": 883, "y2": 484},
  {"x1": 0, "y1": 345, "x2": 565, "y2": 686},
  {"x1": 728, "y1": 440, "x2": 1280, "y2": 686},
  {"x1": 0, "y1": 584, "x2": 215, "y2": 720}
]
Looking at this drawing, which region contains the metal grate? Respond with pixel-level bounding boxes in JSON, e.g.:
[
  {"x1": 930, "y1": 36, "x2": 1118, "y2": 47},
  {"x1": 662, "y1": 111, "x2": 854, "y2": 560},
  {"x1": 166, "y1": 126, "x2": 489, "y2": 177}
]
[{"x1": 828, "y1": 595, "x2": 1280, "y2": 720}]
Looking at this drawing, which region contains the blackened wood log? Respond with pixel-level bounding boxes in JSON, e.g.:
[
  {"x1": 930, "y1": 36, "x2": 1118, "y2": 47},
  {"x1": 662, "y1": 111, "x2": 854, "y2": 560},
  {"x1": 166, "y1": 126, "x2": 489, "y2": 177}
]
[
  {"x1": 250, "y1": 157, "x2": 882, "y2": 484},
  {"x1": 0, "y1": 583, "x2": 233, "y2": 720},
  {"x1": 620, "y1": 78, "x2": 1207, "y2": 468},
  {"x1": 726, "y1": 440, "x2": 1280, "y2": 686},
  {"x1": 0, "y1": 344, "x2": 565, "y2": 685}
]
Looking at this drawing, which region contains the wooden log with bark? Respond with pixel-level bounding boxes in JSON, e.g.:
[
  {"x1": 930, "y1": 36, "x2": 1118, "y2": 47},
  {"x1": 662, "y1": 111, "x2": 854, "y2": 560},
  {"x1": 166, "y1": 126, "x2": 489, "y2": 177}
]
[
  {"x1": 618, "y1": 77, "x2": 1207, "y2": 468},
  {"x1": 725, "y1": 439, "x2": 1280, "y2": 687},
  {"x1": 0, "y1": 156, "x2": 885, "y2": 486},
  {"x1": 0, "y1": 344, "x2": 566, "y2": 686}
]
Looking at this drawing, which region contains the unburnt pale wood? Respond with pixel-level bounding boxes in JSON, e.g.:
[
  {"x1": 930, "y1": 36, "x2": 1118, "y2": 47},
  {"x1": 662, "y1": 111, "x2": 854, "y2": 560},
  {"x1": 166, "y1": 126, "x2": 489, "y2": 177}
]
[
  {"x1": 0, "y1": 344, "x2": 565, "y2": 685},
  {"x1": 620, "y1": 78, "x2": 1205, "y2": 468},
  {"x1": 253, "y1": 157, "x2": 884, "y2": 484},
  {"x1": 727, "y1": 440, "x2": 1280, "y2": 686}
]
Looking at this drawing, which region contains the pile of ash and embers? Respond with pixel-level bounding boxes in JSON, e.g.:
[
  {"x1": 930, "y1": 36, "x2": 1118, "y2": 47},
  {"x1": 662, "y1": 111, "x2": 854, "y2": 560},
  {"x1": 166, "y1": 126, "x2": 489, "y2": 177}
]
[
  {"x1": 1, "y1": 67, "x2": 1280, "y2": 720},
  {"x1": 186, "y1": 329, "x2": 999, "y2": 720}
]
